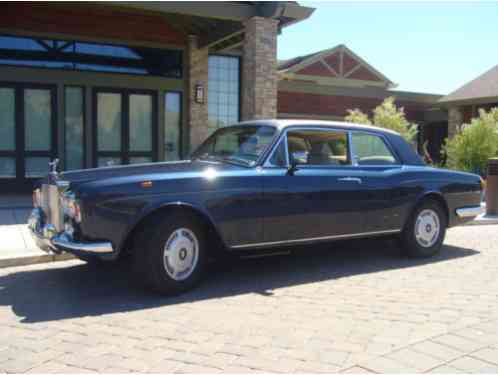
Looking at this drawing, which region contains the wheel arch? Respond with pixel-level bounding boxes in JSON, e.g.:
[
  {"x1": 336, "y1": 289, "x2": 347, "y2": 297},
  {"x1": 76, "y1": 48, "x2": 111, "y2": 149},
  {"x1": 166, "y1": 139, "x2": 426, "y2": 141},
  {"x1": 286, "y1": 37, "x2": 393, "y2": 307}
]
[
  {"x1": 410, "y1": 191, "x2": 450, "y2": 228},
  {"x1": 119, "y1": 202, "x2": 227, "y2": 256}
]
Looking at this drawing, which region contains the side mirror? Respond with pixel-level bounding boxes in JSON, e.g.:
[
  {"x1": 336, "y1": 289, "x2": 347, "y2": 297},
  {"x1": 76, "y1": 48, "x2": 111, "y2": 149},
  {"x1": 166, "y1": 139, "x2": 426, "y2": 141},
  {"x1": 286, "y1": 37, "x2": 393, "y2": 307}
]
[
  {"x1": 288, "y1": 151, "x2": 306, "y2": 175},
  {"x1": 287, "y1": 158, "x2": 299, "y2": 175}
]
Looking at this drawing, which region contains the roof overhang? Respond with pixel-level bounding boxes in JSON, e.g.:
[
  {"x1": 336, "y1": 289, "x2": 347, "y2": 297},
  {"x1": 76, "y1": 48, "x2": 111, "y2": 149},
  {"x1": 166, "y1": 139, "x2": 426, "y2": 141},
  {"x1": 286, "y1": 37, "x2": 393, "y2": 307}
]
[
  {"x1": 438, "y1": 96, "x2": 498, "y2": 107},
  {"x1": 100, "y1": 2, "x2": 314, "y2": 52}
]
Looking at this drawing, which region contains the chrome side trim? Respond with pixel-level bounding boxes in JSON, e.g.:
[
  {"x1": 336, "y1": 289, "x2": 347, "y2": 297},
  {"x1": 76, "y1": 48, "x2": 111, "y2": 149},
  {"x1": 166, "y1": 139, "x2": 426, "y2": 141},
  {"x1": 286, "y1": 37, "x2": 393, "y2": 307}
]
[
  {"x1": 456, "y1": 206, "x2": 484, "y2": 218},
  {"x1": 231, "y1": 229, "x2": 401, "y2": 249}
]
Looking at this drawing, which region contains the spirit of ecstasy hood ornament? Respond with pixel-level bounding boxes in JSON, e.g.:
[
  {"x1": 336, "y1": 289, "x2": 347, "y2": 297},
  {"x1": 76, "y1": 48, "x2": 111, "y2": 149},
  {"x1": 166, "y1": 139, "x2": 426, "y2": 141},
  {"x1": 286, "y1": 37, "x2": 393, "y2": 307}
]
[
  {"x1": 49, "y1": 158, "x2": 59, "y2": 174},
  {"x1": 48, "y1": 159, "x2": 59, "y2": 182}
]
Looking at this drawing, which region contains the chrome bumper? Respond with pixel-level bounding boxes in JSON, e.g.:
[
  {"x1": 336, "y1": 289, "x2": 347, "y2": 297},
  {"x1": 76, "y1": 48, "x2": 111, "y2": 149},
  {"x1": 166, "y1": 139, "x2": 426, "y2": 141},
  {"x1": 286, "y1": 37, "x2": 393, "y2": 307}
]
[
  {"x1": 28, "y1": 208, "x2": 113, "y2": 255},
  {"x1": 456, "y1": 205, "x2": 484, "y2": 219}
]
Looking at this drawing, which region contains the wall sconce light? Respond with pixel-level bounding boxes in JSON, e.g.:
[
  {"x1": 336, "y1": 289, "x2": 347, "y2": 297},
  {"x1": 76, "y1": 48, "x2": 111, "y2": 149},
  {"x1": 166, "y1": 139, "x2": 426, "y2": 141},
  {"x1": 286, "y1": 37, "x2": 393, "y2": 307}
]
[{"x1": 195, "y1": 83, "x2": 204, "y2": 104}]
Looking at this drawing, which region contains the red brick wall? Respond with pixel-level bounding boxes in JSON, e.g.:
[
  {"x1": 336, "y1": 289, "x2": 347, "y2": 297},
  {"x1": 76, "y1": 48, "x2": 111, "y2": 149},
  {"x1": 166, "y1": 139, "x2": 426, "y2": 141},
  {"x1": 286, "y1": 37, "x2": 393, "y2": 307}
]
[
  {"x1": 0, "y1": 2, "x2": 186, "y2": 47},
  {"x1": 278, "y1": 91, "x2": 427, "y2": 122}
]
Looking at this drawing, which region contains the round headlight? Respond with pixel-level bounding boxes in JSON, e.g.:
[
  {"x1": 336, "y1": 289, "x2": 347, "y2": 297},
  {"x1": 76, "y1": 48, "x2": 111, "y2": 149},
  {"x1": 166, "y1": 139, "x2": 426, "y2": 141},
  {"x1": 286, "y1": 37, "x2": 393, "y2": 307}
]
[{"x1": 62, "y1": 193, "x2": 82, "y2": 223}]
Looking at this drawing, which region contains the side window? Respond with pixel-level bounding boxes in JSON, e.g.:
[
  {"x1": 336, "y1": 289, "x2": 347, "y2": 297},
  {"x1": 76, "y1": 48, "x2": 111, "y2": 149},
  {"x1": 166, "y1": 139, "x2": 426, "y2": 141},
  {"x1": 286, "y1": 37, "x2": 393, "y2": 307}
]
[
  {"x1": 286, "y1": 129, "x2": 350, "y2": 166},
  {"x1": 351, "y1": 133, "x2": 397, "y2": 165}
]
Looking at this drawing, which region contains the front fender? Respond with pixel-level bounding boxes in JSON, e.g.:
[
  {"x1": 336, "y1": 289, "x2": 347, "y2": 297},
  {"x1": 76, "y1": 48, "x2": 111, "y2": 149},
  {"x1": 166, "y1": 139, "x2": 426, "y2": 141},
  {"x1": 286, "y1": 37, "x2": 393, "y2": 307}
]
[{"x1": 117, "y1": 199, "x2": 228, "y2": 253}]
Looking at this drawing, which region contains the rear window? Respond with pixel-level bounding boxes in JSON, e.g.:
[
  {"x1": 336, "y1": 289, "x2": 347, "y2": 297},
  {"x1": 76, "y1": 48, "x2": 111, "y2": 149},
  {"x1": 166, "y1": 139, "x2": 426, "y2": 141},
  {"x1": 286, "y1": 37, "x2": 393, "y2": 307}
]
[{"x1": 351, "y1": 133, "x2": 397, "y2": 165}]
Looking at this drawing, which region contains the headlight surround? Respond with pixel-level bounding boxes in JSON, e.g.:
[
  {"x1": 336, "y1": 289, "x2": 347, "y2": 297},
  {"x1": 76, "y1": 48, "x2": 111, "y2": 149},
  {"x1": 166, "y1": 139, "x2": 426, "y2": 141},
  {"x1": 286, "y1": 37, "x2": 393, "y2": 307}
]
[{"x1": 61, "y1": 192, "x2": 82, "y2": 223}]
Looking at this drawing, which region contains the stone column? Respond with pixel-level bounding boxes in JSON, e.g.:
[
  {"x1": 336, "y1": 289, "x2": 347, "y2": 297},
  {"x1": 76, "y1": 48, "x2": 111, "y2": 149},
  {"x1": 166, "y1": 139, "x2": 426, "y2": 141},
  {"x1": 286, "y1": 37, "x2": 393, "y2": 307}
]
[
  {"x1": 241, "y1": 17, "x2": 278, "y2": 121},
  {"x1": 448, "y1": 106, "x2": 463, "y2": 139},
  {"x1": 186, "y1": 35, "x2": 209, "y2": 151}
]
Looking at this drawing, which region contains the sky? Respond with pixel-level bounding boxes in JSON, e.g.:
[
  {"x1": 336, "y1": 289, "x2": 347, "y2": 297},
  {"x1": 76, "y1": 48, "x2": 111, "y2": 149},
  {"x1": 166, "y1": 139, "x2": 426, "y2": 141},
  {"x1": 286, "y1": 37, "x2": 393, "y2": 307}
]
[{"x1": 277, "y1": 1, "x2": 498, "y2": 95}]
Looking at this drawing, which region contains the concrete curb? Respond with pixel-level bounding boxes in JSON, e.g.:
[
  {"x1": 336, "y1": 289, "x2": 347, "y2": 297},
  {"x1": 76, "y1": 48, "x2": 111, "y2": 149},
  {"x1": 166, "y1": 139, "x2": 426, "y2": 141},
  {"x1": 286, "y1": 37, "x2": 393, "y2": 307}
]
[
  {"x1": 0, "y1": 252, "x2": 75, "y2": 269},
  {"x1": 465, "y1": 213, "x2": 498, "y2": 226}
]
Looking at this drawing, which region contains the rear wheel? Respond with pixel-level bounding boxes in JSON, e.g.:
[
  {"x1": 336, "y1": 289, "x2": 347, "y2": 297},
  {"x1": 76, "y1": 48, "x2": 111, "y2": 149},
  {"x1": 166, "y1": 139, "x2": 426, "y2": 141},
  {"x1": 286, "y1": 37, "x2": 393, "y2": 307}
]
[
  {"x1": 132, "y1": 211, "x2": 207, "y2": 295},
  {"x1": 400, "y1": 199, "x2": 447, "y2": 258}
]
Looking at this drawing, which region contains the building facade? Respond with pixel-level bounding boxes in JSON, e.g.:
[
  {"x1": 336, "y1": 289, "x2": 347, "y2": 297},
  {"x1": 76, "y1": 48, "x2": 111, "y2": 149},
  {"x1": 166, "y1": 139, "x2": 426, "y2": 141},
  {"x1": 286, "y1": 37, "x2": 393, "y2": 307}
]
[
  {"x1": 277, "y1": 45, "x2": 448, "y2": 162},
  {"x1": 439, "y1": 64, "x2": 498, "y2": 138},
  {"x1": 0, "y1": 1, "x2": 313, "y2": 192}
]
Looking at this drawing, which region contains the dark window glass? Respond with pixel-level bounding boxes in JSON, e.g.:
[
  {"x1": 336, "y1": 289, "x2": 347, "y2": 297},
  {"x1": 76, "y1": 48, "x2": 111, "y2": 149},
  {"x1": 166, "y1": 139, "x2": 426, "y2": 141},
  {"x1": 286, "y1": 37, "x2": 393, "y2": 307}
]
[
  {"x1": 0, "y1": 36, "x2": 44, "y2": 50},
  {"x1": 65, "y1": 87, "x2": 84, "y2": 170},
  {"x1": 164, "y1": 92, "x2": 181, "y2": 161},
  {"x1": 0, "y1": 34, "x2": 182, "y2": 78},
  {"x1": 0, "y1": 88, "x2": 15, "y2": 151},
  {"x1": 208, "y1": 55, "x2": 240, "y2": 135}
]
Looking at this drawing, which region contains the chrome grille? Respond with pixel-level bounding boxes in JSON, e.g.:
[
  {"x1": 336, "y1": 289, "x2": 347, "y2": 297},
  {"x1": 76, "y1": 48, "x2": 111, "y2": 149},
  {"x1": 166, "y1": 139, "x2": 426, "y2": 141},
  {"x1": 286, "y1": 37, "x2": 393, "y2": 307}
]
[{"x1": 41, "y1": 183, "x2": 64, "y2": 232}]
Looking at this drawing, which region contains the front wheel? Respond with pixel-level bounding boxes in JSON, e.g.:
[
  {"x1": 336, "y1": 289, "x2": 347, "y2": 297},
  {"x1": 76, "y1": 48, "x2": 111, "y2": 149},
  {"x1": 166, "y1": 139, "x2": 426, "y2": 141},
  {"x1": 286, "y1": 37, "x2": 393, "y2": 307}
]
[
  {"x1": 400, "y1": 200, "x2": 447, "y2": 258},
  {"x1": 132, "y1": 211, "x2": 207, "y2": 295}
]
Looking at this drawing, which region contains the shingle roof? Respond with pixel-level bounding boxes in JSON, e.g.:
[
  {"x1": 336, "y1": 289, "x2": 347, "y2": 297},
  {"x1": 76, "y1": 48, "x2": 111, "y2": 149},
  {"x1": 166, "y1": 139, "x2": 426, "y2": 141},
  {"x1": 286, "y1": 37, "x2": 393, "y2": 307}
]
[
  {"x1": 277, "y1": 51, "x2": 321, "y2": 71},
  {"x1": 440, "y1": 64, "x2": 498, "y2": 103}
]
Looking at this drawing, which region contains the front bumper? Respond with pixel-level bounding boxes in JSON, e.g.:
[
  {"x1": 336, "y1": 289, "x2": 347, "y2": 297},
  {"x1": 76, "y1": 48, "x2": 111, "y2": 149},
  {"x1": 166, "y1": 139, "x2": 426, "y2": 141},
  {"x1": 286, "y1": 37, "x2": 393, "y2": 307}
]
[{"x1": 28, "y1": 208, "x2": 114, "y2": 255}]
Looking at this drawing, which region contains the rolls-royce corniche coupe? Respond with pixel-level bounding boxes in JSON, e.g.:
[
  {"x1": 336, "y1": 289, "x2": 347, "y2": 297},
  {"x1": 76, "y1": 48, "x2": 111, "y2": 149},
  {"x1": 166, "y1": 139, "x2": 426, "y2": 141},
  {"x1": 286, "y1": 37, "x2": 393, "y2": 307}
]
[{"x1": 29, "y1": 120, "x2": 484, "y2": 294}]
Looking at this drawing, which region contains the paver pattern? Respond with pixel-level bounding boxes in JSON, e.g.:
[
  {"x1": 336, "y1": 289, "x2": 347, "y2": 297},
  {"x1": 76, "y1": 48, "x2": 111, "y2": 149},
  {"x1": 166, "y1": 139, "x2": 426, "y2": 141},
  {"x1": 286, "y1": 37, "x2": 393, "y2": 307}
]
[{"x1": 0, "y1": 224, "x2": 498, "y2": 373}]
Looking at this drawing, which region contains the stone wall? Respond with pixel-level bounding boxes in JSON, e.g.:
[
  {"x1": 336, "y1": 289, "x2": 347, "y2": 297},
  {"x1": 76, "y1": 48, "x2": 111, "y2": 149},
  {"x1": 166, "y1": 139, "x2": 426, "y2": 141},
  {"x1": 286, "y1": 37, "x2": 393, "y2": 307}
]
[
  {"x1": 186, "y1": 35, "x2": 209, "y2": 151},
  {"x1": 241, "y1": 17, "x2": 278, "y2": 120},
  {"x1": 448, "y1": 106, "x2": 463, "y2": 139}
]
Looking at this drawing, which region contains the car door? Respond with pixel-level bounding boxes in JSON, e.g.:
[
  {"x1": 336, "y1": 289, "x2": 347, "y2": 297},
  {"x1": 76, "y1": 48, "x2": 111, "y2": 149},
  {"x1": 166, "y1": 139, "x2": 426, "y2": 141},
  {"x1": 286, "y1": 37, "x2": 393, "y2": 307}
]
[
  {"x1": 349, "y1": 131, "x2": 408, "y2": 233},
  {"x1": 261, "y1": 127, "x2": 368, "y2": 244}
]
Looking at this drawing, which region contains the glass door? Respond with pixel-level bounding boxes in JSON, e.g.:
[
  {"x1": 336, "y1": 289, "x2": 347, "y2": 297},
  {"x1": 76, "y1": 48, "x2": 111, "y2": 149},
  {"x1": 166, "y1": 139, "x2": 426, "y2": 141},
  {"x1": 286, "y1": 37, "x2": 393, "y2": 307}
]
[
  {"x1": 0, "y1": 83, "x2": 56, "y2": 192},
  {"x1": 94, "y1": 89, "x2": 156, "y2": 167}
]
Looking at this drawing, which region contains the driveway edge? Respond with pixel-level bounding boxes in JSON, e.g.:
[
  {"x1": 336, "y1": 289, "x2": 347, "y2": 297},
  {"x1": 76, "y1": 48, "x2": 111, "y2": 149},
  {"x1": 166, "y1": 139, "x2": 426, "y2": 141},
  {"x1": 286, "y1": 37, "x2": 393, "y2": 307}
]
[{"x1": 0, "y1": 252, "x2": 74, "y2": 269}]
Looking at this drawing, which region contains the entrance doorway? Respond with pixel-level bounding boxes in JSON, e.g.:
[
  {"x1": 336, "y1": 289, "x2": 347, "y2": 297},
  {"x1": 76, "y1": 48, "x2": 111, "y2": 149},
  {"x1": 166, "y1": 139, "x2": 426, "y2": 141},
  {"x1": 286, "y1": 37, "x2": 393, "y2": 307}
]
[
  {"x1": 0, "y1": 83, "x2": 57, "y2": 192},
  {"x1": 93, "y1": 88, "x2": 157, "y2": 167}
]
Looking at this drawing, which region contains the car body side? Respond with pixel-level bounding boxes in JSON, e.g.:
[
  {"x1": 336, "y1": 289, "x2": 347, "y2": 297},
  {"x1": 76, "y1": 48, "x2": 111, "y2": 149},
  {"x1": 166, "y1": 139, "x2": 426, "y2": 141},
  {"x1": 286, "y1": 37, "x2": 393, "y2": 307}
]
[{"x1": 66, "y1": 123, "x2": 481, "y2": 260}]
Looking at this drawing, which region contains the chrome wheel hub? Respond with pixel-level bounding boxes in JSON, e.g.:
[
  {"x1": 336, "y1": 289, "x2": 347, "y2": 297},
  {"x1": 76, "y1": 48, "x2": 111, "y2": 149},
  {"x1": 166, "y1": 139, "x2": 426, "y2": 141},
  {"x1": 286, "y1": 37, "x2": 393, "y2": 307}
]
[
  {"x1": 415, "y1": 209, "x2": 440, "y2": 248},
  {"x1": 163, "y1": 228, "x2": 199, "y2": 281}
]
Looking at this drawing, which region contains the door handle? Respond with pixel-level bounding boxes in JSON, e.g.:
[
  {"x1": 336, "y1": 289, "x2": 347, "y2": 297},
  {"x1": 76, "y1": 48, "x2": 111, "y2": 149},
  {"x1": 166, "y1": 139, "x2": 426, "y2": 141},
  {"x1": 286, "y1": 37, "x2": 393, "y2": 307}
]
[{"x1": 338, "y1": 177, "x2": 362, "y2": 184}]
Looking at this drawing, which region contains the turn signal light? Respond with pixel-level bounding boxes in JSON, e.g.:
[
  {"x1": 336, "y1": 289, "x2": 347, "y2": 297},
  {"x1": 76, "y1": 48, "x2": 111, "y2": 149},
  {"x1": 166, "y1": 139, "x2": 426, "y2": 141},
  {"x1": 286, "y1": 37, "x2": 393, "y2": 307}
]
[
  {"x1": 480, "y1": 176, "x2": 486, "y2": 191},
  {"x1": 140, "y1": 181, "x2": 153, "y2": 188}
]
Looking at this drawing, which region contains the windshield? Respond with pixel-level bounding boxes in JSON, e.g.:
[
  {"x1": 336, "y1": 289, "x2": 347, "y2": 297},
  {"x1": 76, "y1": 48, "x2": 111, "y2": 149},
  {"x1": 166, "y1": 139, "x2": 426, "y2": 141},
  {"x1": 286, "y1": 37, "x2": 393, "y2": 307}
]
[{"x1": 191, "y1": 125, "x2": 277, "y2": 166}]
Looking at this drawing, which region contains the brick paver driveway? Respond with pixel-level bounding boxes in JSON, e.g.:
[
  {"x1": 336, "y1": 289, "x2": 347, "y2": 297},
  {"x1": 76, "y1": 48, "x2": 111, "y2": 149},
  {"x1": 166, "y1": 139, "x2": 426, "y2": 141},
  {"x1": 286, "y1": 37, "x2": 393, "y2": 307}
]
[{"x1": 1, "y1": 224, "x2": 498, "y2": 373}]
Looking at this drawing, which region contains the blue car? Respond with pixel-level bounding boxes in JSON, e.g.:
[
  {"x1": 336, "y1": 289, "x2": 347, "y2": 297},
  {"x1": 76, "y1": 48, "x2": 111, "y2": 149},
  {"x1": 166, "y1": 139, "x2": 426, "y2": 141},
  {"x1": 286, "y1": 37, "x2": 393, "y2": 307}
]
[{"x1": 29, "y1": 120, "x2": 484, "y2": 295}]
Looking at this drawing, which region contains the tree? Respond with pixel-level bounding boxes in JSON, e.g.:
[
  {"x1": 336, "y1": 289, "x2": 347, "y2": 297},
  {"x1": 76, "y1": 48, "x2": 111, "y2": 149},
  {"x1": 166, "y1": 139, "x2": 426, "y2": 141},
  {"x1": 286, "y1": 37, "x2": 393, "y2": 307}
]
[
  {"x1": 444, "y1": 107, "x2": 498, "y2": 176},
  {"x1": 345, "y1": 97, "x2": 418, "y2": 142}
]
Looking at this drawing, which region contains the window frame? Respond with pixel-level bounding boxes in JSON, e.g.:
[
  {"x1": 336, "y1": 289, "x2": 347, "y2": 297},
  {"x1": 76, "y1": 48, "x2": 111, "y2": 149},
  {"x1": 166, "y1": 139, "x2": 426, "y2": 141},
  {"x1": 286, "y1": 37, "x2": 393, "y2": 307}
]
[
  {"x1": 92, "y1": 87, "x2": 158, "y2": 167},
  {"x1": 264, "y1": 126, "x2": 403, "y2": 169},
  {"x1": 264, "y1": 126, "x2": 353, "y2": 169},
  {"x1": 0, "y1": 81, "x2": 58, "y2": 185},
  {"x1": 207, "y1": 54, "x2": 241, "y2": 133}
]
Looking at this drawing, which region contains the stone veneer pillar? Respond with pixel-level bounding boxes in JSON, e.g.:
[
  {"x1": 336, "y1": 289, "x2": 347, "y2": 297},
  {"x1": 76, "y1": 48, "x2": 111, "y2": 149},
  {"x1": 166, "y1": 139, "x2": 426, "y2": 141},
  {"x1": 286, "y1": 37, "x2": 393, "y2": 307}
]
[
  {"x1": 448, "y1": 106, "x2": 463, "y2": 139},
  {"x1": 241, "y1": 17, "x2": 279, "y2": 120},
  {"x1": 187, "y1": 35, "x2": 209, "y2": 151}
]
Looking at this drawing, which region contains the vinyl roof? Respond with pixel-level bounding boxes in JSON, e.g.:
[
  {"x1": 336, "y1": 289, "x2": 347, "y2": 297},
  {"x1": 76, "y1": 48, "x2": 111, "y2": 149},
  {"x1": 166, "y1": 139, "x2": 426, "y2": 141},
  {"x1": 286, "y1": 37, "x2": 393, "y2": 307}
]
[{"x1": 236, "y1": 119, "x2": 400, "y2": 136}]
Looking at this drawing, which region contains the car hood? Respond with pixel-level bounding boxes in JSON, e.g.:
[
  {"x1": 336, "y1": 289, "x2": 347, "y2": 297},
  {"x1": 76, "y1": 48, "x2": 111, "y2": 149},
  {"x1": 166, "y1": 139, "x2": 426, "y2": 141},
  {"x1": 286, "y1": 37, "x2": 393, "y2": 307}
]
[{"x1": 60, "y1": 160, "x2": 245, "y2": 188}]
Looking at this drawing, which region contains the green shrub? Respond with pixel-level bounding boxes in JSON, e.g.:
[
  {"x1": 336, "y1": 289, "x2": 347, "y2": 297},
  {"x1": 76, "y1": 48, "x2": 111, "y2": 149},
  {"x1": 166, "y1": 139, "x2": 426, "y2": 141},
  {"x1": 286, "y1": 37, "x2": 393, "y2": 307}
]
[
  {"x1": 345, "y1": 97, "x2": 418, "y2": 143},
  {"x1": 444, "y1": 108, "x2": 498, "y2": 176}
]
